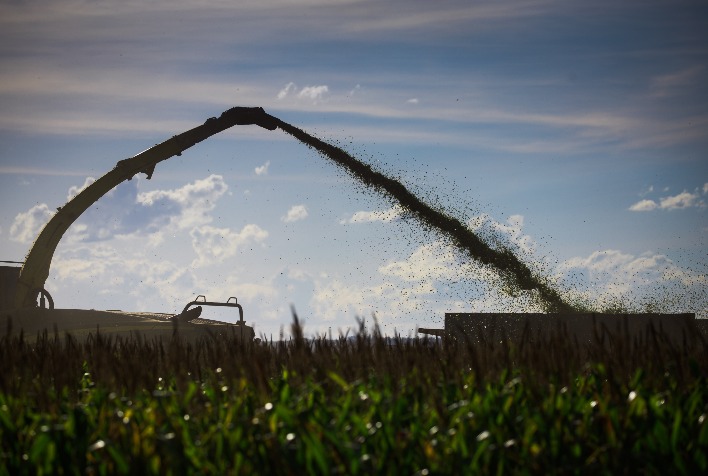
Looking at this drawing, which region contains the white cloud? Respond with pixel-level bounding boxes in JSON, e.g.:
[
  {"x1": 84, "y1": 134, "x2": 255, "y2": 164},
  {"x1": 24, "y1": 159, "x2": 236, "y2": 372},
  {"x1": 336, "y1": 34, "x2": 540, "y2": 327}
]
[
  {"x1": 468, "y1": 213, "x2": 537, "y2": 255},
  {"x1": 277, "y1": 82, "x2": 296, "y2": 100},
  {"x1": 554, "y1": 249, "x2": 706, "y2": 315},
  {"x1": 312, "y1": 213, "x2": 549, "y2": 326},
  {"x1": 190, "y1": 224, "x2": 268, "y2": 267},
  {"x1": 379, "y1": 240, "x2": 493, "y2": 283},
  {"x1": 66, "y1": 179, "x2": 145, "y2": 242},
  {"x1": 629, "y1": 187, "x2": 706, "y2": 211},
  {"x1": 67, "y1": 176, "x2": 96, "y2": 201},
  {"x1": 310, "y1": 278, "x2": 393, "y2": 323},
  {"x1": 47, "y1": 225, "x2": 279, "y2": 318},
  {"x1": 10, "y1": 203, "x2": 55, "y2": 243},
  {"x1": 339, "y1": 205, "x2": 403, "y2": 224},
  {"x1": 281, "y1": 204, "x2": 308, "y2": 223},
  {"x1": 309, "y1": 235, "x2": 544, "y2": 331},
  {"x1": 255, "y1": 160, "x2": 270, "y2": 175},
  {"x1": 10, "y1": 177, "x2": 113, "y2": 246},
  {"x1": 137, "y1": 174, "x2": 229, "y2": 230},
  {"x1": 659, "y1": 191, "x2": 702, "y2": 210},
  {"x1": 0, "y1": 0, "x2": 702, "y2": 159},
  {"x1": 628, "y1": 199, "x2": 658, "y2": 212},
  {"x1": 53, "y1": 244, "x2": 137, "y2": 283},
  {"x1": 11, "y1": 174, "x2": 231, "y2": 246},
  {"x1": 406, "y1": 98, "x2": 419, "y2": 104},
  {"x1": 704, "y1": 183, "x2": 708, "y2": 195},
  {"x1": 224, "y1": 281, "x2": 279, "y2": 307},
  {"x1": 49, "y1": 242, "x2": 198, "y2": 311},
  {"x1": 72, "y1": 174, "x2": 229, "y2": 241},
  {"x1": 314, "y1": 214, "x2": 551, "y2": 325},
  {"x1": 298, "y1": 85, "x2": 329, "y2": 101},
  {"x1": 275, "y1": 82, "x2": 329, "y2": 102}
]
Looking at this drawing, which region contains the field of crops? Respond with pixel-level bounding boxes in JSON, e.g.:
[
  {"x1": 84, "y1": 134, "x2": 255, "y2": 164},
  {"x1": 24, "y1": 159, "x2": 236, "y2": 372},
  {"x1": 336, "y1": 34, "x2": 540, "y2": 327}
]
[{"x1": 1, "y1": 315, "x2": 707, "y2": 474}]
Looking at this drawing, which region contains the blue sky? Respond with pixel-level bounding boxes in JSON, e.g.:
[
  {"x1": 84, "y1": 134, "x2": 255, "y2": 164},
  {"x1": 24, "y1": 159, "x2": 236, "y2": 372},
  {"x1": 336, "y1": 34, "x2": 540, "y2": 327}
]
[{"x1": 1, "y1": 0, "x2": 706, "y2": 336}]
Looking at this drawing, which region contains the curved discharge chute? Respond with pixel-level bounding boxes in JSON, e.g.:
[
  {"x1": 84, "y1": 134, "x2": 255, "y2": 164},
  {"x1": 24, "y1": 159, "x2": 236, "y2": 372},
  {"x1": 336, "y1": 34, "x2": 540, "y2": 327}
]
[
  {"x1": 15, "y1": 107, "x2": 278, "y2": 308},
  {"x1": 16, "y1": 107, "x2": 573, "y2": 312}
]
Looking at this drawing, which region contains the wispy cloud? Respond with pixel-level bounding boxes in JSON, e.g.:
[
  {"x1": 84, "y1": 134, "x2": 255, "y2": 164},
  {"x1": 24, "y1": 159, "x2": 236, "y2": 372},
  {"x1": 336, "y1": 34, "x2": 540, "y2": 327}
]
[
  {"x1": 67, "y1": 176, "x2": 96, "y2": 201},
  {"x1": 650, "y1": 66, "x2": 705, "y2": 98},
  {"x1": 1, "y1": 0, "x2": 705, "y2": 156},
  {"x1": 298, "y1": 85, "x2": 329, "y2": 101},
  {"x1": 347, "y1": 84, "x2": 362, "y2": 97},
  {"x1": 255, "y1": 161, "x2": 270, "y2": 176},
  {"x1": 0, "y1": 166, "x2": 92, "y2": 177},
  {"x1": 343, "y1": 1, "x2": 556, "y2": 33},
  {"x1": 277, "y1": 82, "x2": 297, "y2": 100},
  {"x1": 1, "y1": 55, "x2": 703, "y2": 153},
  {"x1": 639, "y1": 185, "x2": 654, "y2": 197},
  {"x1": 276, "y1": 82, "x2": 329, "y2": 102}
]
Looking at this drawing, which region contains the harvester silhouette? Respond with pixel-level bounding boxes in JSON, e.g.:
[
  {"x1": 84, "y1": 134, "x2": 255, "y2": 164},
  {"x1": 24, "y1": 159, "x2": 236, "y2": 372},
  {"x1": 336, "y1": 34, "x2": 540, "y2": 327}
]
[
  {"x1": 3, "y1": 106, "x2": 696, "y2": 343},
  {"x1": 3, "y1": 107, "x2": 280, "y2": 341}
]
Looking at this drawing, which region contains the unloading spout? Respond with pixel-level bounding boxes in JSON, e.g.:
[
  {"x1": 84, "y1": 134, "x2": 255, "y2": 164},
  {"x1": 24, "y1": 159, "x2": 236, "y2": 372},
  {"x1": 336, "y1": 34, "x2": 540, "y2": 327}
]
[{"x1": 219, "y1": 106, "x2": 279, "y2": 131}]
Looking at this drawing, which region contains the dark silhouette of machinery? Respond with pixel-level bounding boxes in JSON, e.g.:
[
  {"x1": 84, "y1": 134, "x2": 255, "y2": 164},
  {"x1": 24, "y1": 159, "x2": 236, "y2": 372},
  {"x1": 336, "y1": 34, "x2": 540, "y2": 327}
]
[{"x1": 3, "y1": 107, "x2": 280, "y2": 341}]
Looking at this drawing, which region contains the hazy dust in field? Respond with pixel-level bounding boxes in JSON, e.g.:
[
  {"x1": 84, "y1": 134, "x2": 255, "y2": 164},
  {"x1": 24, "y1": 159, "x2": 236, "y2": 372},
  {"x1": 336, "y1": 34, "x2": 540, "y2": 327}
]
[{"x1": 272, "y1": 118, "x2": 576, "y2": 313}]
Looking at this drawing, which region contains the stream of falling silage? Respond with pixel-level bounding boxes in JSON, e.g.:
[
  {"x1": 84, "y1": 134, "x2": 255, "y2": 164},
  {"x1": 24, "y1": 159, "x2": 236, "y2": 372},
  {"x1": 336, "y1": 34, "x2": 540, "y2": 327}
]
[{"x1": 271, "y1": 117, "x2": 576, "y2": 313}]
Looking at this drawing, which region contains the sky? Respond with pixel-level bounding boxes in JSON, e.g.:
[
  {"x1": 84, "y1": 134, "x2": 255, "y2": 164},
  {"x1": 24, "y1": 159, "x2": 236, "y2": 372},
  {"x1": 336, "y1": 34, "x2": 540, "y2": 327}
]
[{"x1": 1, "y1": 0, "x2": 706, "y2": 337}]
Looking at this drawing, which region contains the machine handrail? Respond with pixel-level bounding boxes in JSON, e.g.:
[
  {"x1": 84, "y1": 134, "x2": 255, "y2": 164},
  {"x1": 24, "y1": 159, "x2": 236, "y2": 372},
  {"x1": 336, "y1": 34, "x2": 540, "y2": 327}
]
[{"x1": 182, "y1": 296, "x2": 244, "y2": 323}]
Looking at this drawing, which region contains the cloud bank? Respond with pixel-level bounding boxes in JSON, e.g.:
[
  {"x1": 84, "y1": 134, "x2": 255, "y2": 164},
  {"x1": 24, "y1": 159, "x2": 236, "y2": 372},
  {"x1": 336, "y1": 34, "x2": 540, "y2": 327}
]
[
  {"x1": 10, "y1": 204, "x2": 55, "y2": 243},
  {"x1": 190, "y1": 224, "x2": 268, "y2": 267},
  {"x1": 10, "y1": 174, "x2": 233, "y2": 245},
  {"x1": 629, "y1": 183, "x2": 707, "y2": 211},
  {"x1": 313, "y1": 208, "x2": 708, "y2": 327}
]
